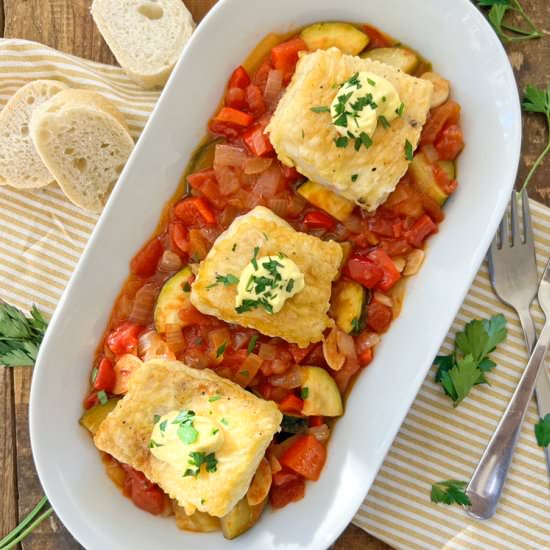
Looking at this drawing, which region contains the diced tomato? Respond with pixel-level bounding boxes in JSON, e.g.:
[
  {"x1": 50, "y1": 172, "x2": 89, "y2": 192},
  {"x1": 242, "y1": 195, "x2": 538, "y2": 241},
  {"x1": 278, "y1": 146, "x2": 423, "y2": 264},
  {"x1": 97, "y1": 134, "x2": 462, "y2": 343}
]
[
  {"x1": 252, "y1": 59, "x2": 274, "y2": 89},
  {"x1": 270, "y1": 478, "x2": 305, "y2": 508},
  {"x1": 130, "y1": 238, "x2": 163, "y2": 278},
  {"x1": 228, "y1": 65, "x2": 250, "y2": 89},
  {"x1": 278, "y1": 393, "x2": 304, "y2": 414},
  {"x1": 309, "y1": 415, "x2": 325, "y2": 427},
  {"x1": 174, "y1": 196, "x2": 216, "y2": 226},
  {"x1": 168, "y1": 222, "x2": 189, "y2": 255},
  {"x1": 405, "y1": 214, "x2": 438, "y2": 248},
  {"x1": 379, "y1": 238, "x2": 413, "y2": 257},
  {"x1": 386, "y1": 196, "x2": 424, "y2": 218},
  {"x1": 366, "y1": 248, "x2": 401, "y2": 292},
  {"x1": 420, "y1": 101, "x2": 461, "y2": 146},
  {"x1": 303, "y1": 211, "x2": 336, "y2": 231},
  {"x1": 93, "y1": 357, "x2": 116, "y2": 392},
  {"x1": 363, "y1": 25, "x2": 392, "y2": 48},
  {"x1": 271, "y1": 38, "x2": 307, "y2": 83},
  {"x1": 279, "y1": 434, "x2": 327, "y2": 481},
  {"x1": 187, "y1": 169, "x2": 226, "y2": 209},
  {"x1": 280, "y1": 164, "x2": 302, "y2": 183},
  {"x1": 288, "y1": 343, "x2": 314, "y2": 364},
  {"x1": 366, "y1": 301, "x2": 393, "y2": 333},
  {"x1": 225, "y1": 87, "x2": 247, "y2": 110},
  {"x1": 432, "y1": 164, "x2": 458, "y2": 196},
  {"x1": 245, "y1": 85, "x2": 267, "y2": 118},
  {"x1": 344, "y1": 255, "x2": 384, "y2": 289},
  {"x1": 221, "y1": 349, "x2": 248, "y2": 370},
  {"x1": 368, "y1": 216, "x2": 396, "y2": 237},
  {"x1": 358, "y1": 347, "x2": 373, "y2": 366},
  {"x1": 83, "y1": 391, "x2": 99, "y2": 410},
  {"x1": 214, "y1": 107, "x2": 254, "y2": 127},
  {"x1": 272, "y1": 468, "x2": 300, "y2": 487},
  {"x1": 419, "y1": 192, "x2": 444, "y2": 223},
  {"x1": 242, "y1": 124, "x2": 274, "y2": 156},
  {"x1": 256, "y1": 381, "x2": 275, "y2": 400},
  {"x1": 178, "y1": 305, "x2": 215, "y2": 327},
  {"x1": 122, "y1": 466, "x2": 166, "y2": 516},
  {"x1": 107, "y1": 321, "x2": 142, "y2": 355},
  {"x1": 434, "y1": 124, "x2": 464, "y2": 161}
]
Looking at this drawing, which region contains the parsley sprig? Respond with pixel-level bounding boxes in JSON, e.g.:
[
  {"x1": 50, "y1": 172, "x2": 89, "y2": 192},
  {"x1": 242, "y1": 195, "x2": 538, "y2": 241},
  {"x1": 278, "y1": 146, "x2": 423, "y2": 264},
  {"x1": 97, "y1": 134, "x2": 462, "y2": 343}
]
[
  {"x1": 430, "y1": 480, "x2": 471, "y2": 506},
  {"x1": 0, "y1": 302, "x2": 48, "y2": 367},
  {"x1": 434, "y1": 314, "x2": 507, "y2": 406},
  {"x1": 476, "y1": 0, "x2": 542, "y2": 43},
  {"x1": 184, "y1": 451, "x2": 218, "y2": 478},
  {"x1": 535, "y1": 414, "x2": 550, "y2": 448},
  {"x1": 519, "y1": 84, "x2": 550, "y2": 194},
  {"x1": 171, "y1": 410, "x2": 199, "y2": 445}
]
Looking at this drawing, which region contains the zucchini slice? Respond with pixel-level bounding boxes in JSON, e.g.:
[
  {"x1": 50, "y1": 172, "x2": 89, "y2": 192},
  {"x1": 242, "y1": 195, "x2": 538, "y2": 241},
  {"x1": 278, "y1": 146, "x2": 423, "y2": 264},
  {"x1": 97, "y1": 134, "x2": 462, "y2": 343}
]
[
  {"x1": 220, "y1": 497, "x2": 267, "y2": 540},
  {"x1": 173, "y1": 505, "x2": 220, "y2": 533},
  {"x1": 437, "y1": 159, "x2": 455, "y2": 180},
  {"x1": 154, "y1": 266, "x2": 193, "y2": 333},
  {"x1": 79, "y1": 398, "x2": 120, "y2": 435},
  {"x1": 298, "y1": 180, "x2": 355, "y2": 222},
  {"x1": 361, "y1": 47, "x2": 419, "y2": 74},
  {"x1": 332, "y1": 279, "x2": 366, "y2": 334},
  {"x1": 409, "y1": 153, "x2": 448, "y2": 206},
  {"x1": 301, "y1": 366, "x2": 343, "y2": 417},
  {"x1": 300, "y1": 22, "x2": 369, "y2": 55}
]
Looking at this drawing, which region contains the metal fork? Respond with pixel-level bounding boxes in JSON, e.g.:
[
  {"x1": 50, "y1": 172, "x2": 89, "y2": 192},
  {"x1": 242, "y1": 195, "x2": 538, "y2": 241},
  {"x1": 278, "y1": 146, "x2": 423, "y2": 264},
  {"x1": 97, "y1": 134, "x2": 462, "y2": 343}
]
[{"x1": 466, "y1": 190, "x2": 550, "y2": 519}]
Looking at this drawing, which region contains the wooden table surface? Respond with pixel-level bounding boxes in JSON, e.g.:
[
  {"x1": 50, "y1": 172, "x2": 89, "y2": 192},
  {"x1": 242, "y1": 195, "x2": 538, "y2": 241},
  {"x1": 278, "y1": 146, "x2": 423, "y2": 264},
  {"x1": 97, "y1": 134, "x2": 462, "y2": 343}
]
[{"x1": 0, "y1": 1, "x2": 549, "y2": 549}]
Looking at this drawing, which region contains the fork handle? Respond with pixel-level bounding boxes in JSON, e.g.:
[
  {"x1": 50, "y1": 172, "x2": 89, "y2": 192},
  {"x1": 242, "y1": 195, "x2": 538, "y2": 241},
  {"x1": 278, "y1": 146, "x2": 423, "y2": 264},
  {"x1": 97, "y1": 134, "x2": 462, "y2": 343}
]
[{"x1": 466, "y1": 320, "x2": 550, "y2": 519}]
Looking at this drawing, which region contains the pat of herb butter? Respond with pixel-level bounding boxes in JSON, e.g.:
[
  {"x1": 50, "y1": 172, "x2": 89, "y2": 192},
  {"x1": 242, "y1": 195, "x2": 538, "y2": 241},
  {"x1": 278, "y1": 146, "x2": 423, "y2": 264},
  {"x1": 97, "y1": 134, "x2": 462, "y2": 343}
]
[
  {"x1": 235, "y1": 253, "x2": 305, "y2": 314},
  {"x1": 331, "y1": 71, "x2": 401, "y2": 141},
  {"x1": 149, "y1": 410, "x2": 224, "y2": 473}
]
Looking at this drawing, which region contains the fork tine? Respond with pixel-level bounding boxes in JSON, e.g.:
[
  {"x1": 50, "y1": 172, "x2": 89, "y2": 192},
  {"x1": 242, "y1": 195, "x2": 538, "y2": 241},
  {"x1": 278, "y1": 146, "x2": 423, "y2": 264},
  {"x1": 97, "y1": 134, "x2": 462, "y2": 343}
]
[
  {"x1": 510, "y1": 191, "x2": 520, "y2": 245},
  {"x1": 522, "y1": 188, "x2": 534, "y2": 245},
  {"x1": 499, "y1": 210, "x2": 509, "y2": 248}
]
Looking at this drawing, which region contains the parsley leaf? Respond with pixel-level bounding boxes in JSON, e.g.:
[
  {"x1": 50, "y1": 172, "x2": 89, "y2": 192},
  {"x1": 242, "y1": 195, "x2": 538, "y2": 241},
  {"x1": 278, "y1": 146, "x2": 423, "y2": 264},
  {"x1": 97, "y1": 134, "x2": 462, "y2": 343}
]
[
  {"x1": 301, "y1": 387, "x2": 309, "y2": 400},
  {"x1": 535, "y1": 414, "x2": 550, "y2": 447},
  {"x1": 430, "y1": 480, "x2": 471, "y2": 506},
  {"x1": 210, "y1": 273, "x2": 239, "y2": 288},
  {"x1": 334, "y1": 136, "x2": 349, "y2": 148},
  {"x1": 404, "y1": 139, "x2": 414, "y2": 161},
  {"x1": 310, "y1": 106, "x2": 330, "y2": 113},
  {"x1": 455, "y1": 314, "x2": 507, "y2": 363},
  {"x1": 476, "y1": 0, "x2": 541, "y2": 43},
  {"x1": 177, "y1": 422, "x2": 198, "y2": 445},
  {"x1": 184, "y1": 451, "x2": 218, "y2": 477},
  {"x1": 216, "y1": 342, "x2": 227, "y2": 358},
  {"x1": 519, "y1": 84, "x2": 550, "y2": 194},
  {"x1": 247, "y1": 334, "x2": 258, "y2": 355},
  {"x1": 0, "y1": 303, "x2": 48, "y2": 367}
]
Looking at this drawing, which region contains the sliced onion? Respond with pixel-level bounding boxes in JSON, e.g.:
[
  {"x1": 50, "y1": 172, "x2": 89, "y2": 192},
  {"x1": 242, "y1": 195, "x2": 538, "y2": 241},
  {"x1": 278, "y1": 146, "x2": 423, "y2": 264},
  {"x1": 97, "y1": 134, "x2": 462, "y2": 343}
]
[
  {"x1": 214, "y1": 164, "x2": 241, "y2": 196},
  {"x1": 264, "y1": 69, "x2": 283, "y2": 106},
  {"x1": 267, "y1": 197, "x2": 288, "y2": 218},
  {"x1": 208, "y1": 327, "x2": 231, "y2": 362},
  {"x1": 218, "y1": 204, "x2": 241, "y2": 228},
  {"x1": 286, "y1": 193, "x2": 307, "y2": 217},
  {"x1": 267, "y1": 451, "x2": 282, "y2": 474},
  {"x1": 158, "y1": 250, "x2": 183, "y2": 273},
  {"x1": 422, "y1": 144, "x2": 439, "y2": 163},
  {"x1": 244, "y1": 156, "x2": 273, "y2": 175},
  {"x1": 232, "y1": 332, "x2": 251, "y2": 350},
  {"x1": 214, "y1": 143, "x2": 247, "y2": 167},
  {"x1": 308, "y1": 424, "x2": 330, "y2": 442},
  {"x1": 165, "y1": 323, "x2": 186, "y2": 354},
  {"x1": 254, "y1": 164, "x2": 281, "y2": 198},
  {"x1": 336, "y1": 330, "x2": 357, "y2": 360},
  {"x1": 269, "y1": 365, "x2": 305, "y2": 389},
  {"x1": 343, "y1": 213, "x2": 362, "y2": 233},
  {"x1": 259, "y1": 343, "x2": 277, "y2": 360},
  {"x1": 270, "y1": 358, "x2": 290, "y2": 374},
  {"x1": 373, "y1": 292, "x2": 393, "y2": 308},
  {"x1": 323, "y1": 327, "x2": 345, "y2": 371},
  {"x1": 356, "y1": 331, "x2": 381, "y2": 354},
  {"x1": 128, "y1": 284, "x2": 158, "y2": 325},
  {"x1": 138, "y1": 329, "x2": 176, "y2": 361},
  {"x1": 236, "y1": 353, "x2": 263, "y2": 385}
]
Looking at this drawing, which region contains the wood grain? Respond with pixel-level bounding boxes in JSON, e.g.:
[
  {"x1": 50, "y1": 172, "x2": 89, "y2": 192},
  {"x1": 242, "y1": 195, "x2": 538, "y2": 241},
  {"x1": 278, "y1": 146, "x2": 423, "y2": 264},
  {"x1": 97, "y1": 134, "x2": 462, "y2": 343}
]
[{"x1": 1, "y1": 1, "x2": 548, "y2": 549}]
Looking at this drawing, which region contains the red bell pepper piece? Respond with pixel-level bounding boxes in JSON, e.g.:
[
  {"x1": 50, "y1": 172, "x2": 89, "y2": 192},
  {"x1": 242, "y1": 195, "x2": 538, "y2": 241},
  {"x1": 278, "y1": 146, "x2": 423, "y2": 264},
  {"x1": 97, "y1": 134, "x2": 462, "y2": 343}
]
[
  {"x1": 309, "y1": 415, "x2": 325, "y2": 427},
  {"x1": 130, "y1": 238, "x2": 164, "y2": 278},
  {"x1": 168, "y1": 222, "x2": 189, "y2": 255},
  {"x1": 107, "y1": 321, "x2": 142, "y2": 355},
  {"x1": 420, "y1": 100, "x2": 461, "y2": 146},
  {"x1": 358, "y1": 347, "x2": 374, "y2": 366},
  {"x1": 434, "y1": 124, "x2": 464, "y2": 161},
  {"x1": 174, "y1": 196, "x2": 216, "y2": 226},
  {"x1": 278, "y1": 393, "x2": 304, "y2": 414},
  {"x1": 83, "y1": 391, "x2": 99, "y2": 410},
  {"x1": 405, "y1": 214, "x2": 438, "y2": 248},
  {"x1": 225, "y1": 87, "x2": 247, "y2": 110},
  {"x1": 270, "y1": 477, "x2": 305, "y2": 508},
  {"x1": 303, "y1": 210, "x2": 336, "y2": 231},
  {"x1": 187, "y1": 169, "x2": 226, "y2": 209},
  {"x1": 366, "y1": 301, "x2": 393, "y2": 334},
  {"x1": 93, "y1": 357, "x2": 116, "y2": 392},
  {"x1": 122, "y1": 465, "x2": 166, "y2": 515},
  {"x1": 344, "y1": 255, "x2": 384, "y2": 289},
  {"x1": 214, "y1": 107, "x2": 254, "y2": 127},
  {"x1": 228, "y1": 65, "x2": 251, "y2": 89},
  {"x1": 242, "y1": 124, "x2": 273, "y2": 156},
  {"x1": 363, "y1": 25, "x2": 392, "y2": 48},
  {"x1": 279, "y1": 434, "x2": 327, "y2": 481},
  {"x1": 366, "y1": 248, "x2": 401, "y2": 292},
  {"x1": 271, "y1": 38, "x2": 307, "y2": 83}
]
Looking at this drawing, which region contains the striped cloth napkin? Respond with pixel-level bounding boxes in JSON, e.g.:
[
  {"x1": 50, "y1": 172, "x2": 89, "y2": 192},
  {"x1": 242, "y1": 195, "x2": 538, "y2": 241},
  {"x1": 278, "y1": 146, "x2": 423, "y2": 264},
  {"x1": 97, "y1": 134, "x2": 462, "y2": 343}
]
[{"x1": 1, "y1": 38, "x2": 550, "y2": 550}]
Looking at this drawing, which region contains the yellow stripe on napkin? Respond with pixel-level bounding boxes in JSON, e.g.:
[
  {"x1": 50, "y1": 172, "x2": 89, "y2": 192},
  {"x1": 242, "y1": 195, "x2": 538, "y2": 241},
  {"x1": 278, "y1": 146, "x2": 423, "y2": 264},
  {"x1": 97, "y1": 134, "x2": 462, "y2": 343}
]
[{"x1": 1, "y1": 38, "x2": 550, "y2": 550}]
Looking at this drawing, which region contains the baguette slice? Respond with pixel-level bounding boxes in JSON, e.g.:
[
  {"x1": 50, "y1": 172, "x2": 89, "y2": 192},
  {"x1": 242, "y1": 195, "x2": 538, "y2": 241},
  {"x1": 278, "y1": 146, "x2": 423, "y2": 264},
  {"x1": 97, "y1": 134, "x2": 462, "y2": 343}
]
[
  {"x1": 91, "y1": 0, "x2": 195, "y2": 89},
  {"x1": 30, "y1": 89, "x2": 135, "y2": 213},
  {"x1": 0, "y1": 80, "x2": 69, "y2": 189}
]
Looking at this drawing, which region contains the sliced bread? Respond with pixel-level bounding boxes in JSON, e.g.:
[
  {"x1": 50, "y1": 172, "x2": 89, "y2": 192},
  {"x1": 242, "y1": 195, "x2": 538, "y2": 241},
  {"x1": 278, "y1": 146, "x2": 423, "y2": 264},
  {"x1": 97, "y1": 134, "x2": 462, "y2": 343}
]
[
  {"x1": 0, "y1": 79, "x2": 69, "y2": 189},
  {"x1": 30, "y1": 89, "x2": 135, "y2": 213},
  {"x1": 91, "y1": 0, "x2": 195, "y2": 89}
]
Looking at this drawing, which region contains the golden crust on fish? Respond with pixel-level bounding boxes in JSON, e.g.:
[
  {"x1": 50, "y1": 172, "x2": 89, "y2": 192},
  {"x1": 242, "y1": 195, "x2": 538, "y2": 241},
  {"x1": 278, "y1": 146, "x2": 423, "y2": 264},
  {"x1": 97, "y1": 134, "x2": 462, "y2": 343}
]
[
  {"x1": 94, "y1": 359, "x2": 282, "y2": 518},
  {"x1": 190, "y1": 206, "x2": 343, "y2": 347},
  {"x1": 266, "y1": 48, "x2": 434, "y2": 211}
]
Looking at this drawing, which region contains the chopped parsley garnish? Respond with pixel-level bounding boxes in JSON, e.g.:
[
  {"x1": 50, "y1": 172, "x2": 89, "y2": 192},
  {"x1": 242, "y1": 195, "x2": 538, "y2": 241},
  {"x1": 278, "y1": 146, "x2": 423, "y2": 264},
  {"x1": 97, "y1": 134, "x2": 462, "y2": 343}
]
[
  {"x1": 396, "y1": 102, "x2": 405, "y2": 117},
  {"x1": 159, "y1": 420, "x2": 168, "y2": 433},
  {"x1": 211, "y1": 428, "x2": 219, "y2": 436},
  {"x1": 208, "y1": 394, "x2": 222, "y2": 402},
  {"x1": 251, "y1": 247, "x2": 260, "y2": 270},
  {"x1": 404, "y1": 139, "x2": 414, "y2": 161},
  {"x1": 347, "y1": 72, "x2": 361, "y2": 87},
  {"x1": 334, "y1": 136, "x2": 349, "y2": 148},
  {"x1": 91, "y1": 367, "x2": 98, "y2": 384},
  {"x1": 378, "y1": 115, "x2": 390, "y2": 129},
  {"x1": 351, "y1": 174, "x2": 359, "y2": 183},
  {"x1": 239, "y1": 369, "x2": 250, "y2": 378},
  {"x1": 194, "y1": 337, "x2": 204, "y2": 345},
  {"x1": 300, "y1": 387, "x2": 309, "y2": 400},
  {"x1": 216, "y1": 342, "x2": 227, "y2": 358},
  {"x1": 360, "y1": 132, "x2": 373, "y2": 149},
  {"x1": 310, "y1": 106, "x2": 330, "y2": 113},
  {"x1": 171, "y1": 410, "x2": 198, "y2": 445},
  {"x1": 247, "y1": 335, "x2": 258, "y2": 355},
  {"x1": 351, "y1": 316, "x2": 365, "y2": 335},
  {"x1": 231, "y1": 243, "x2": 237, "y2": 252},
  {"x1": 183, "y1": 452, "x2": 218, "y2": 478},
  {"x1": 430, "y1": 480, "x2": 471, "y2": 506},
  {"x1": 367, "y1": 77, "x2": 376, "y2": 87},
  {"x1": 153, "y1": 414, "x2": 161, "y2": 424},
  {"x1": 148, "y1": 440, "x2": 163, "y2": 449},
  {"x1": 97, "y1": 390, "x2": 108, "y2": 405},
  {"x1": 220, "y1": 418, "x2": 229, "y2": 426},
  {"x1": 207, "y1": 273, "x2": 239, "y2": 289},
  {"x1": 286, "y1": 279, "x2": 295, "y2": 293},
  {"x1": 182, "y1": 282, "x2": 191, "y2": 292}
]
